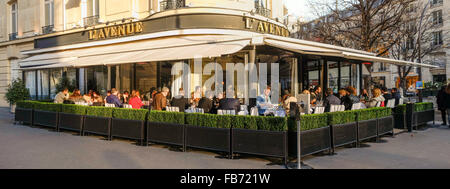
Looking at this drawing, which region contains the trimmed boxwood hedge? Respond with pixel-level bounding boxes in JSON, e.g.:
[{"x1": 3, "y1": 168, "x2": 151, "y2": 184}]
[
  {"x1": 16, "y1": 100, "x2": 37, "y2": 109},
  {"x1": 34, "y1": 102, "x2": 62, "y2": 112},
  {"x1": 355, "y1": 108, "x2": 378, "y2": 121},
  {"x1": 327, "y1": 111, "x2": 356, "y2": 125},
  {"x1": 61, "y1": 104, "x2": 87, "y2": 115},
  {"x1": 232, "y1": 115, "x2": 258, "y2": 130},
  {"x1": 86, "y1": 106, "x2": 114, "y2": 118},
  {"x1": 414, "y1": 102, "x2": 434, "y2": 112},
  {"x1": 185, "y1": 113, "x2": 228, "y2": 128},
  {"x1": 393, "y1": 104, "x2": 406, "y2": 114},
  {"x1": 113, "y1": 108, "x2": 148, "y2": 121},
  {"x1": 377, "y1": 107, "x2": 392, "y2": 118},
  {"x1": 149, "y1": 111, "x2": 185, "y2": 124},
  {"x1": 287, "y1": 114, "x2": 328, "y2": 132},
  {"x1": 254, "y1": 116, "x2": 287, "y2": 131}
]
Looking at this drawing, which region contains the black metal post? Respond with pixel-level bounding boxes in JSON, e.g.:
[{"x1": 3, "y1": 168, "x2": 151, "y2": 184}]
[{"x1": 406, "y1": 103, "x2": 414, "y2": 132}]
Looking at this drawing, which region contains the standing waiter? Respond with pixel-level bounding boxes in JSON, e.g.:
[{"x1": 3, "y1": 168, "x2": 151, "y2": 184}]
[{"x1": 437, "y1": 86, "x2": 447, "y2": 126}]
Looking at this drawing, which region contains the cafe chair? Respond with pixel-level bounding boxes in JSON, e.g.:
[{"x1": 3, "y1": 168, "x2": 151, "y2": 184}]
[
  {"x1": 167, "y1": 106, "x2": 180, "y2": 112},
  {"x1": 123, "y1": 104, "x2": 132, "y2": 109},
  {"x1": 386, "y1": 99, "x2": 395, "y2": 108},
  {"x1": 314, "y1": 106, "x2": 325, "y2": 114},
  {"x1": 105, "y1": 103, "x2": 115, "y2": 108},
  {"x1": 399, "y1": 98, "x2": 404, "y2": 105},
  {"x1": 250, "y1": 107, "x2": 259, "y2": 116},
  {"x1": 351, "y1": 103, "x2": 362, "y2": 110}
]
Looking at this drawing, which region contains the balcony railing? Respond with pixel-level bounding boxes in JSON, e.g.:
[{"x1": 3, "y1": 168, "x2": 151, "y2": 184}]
[
  {"x1": 9, "y1": 32, "x2": 18, "y2": 40},
  {"x1": 255, "y1": 4, "x2": 271, "y2": 18},
  {"x1": 160, "y1": 0, "x2": 185, "y2": 12},
  {"x1": 42, "y1": 25, "x2": 55, "y2": 34},
  {"x1": 83, "y1": 15, "x2": 100, "y2": 27}
]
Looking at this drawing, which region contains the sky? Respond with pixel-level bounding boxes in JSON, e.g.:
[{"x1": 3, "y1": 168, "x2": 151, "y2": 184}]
[{"x1": 283, "y1": 0, "x2": 316, "y2": 21}]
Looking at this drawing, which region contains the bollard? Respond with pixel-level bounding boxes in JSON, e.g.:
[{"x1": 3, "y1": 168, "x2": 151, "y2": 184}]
[{"x1": 406, "y1": 103, "x2": 414, "y2": 132}]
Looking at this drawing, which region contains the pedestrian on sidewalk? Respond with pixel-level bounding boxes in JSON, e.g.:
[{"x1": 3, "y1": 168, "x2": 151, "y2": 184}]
[
  {"x1": 444, "y1": 84, "x2": 450, "y2": 128},
  {"x1": 437, "y1": 86, "x2": 447, "y2": 125}
]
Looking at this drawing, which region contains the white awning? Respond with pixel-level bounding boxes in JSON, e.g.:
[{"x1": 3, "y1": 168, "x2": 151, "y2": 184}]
[
  {"x1": 19, "y1": 35, "x2": 251, "y2": 70},
  {"x1": 264, "y1": 39, "x2": 342, "y2": 57},
  {"x1": 342, "y1": 52, "x2": 438, "y2": 68}
]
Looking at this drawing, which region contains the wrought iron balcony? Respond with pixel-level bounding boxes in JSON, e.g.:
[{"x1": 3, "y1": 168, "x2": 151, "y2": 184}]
[
  {"x1": 83, "y1": 15, "x2": 100, "y2": 27},
  {"x1": 160, "y1": 0, "x2": 185, "y2": 11},
  {"x1": 255, "y1": 4, "x2": 271, "y2": 18},
  {"x1": 42, "y1": 25, "x2": 55, "y2": 34},
  {"x1": 9, "y1": 32, "x2": 18, "y2": 40}
]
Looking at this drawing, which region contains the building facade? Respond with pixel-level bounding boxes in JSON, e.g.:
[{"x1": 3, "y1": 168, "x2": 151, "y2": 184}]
[{"x1": 0, "y1": 0, "x2": 287, "y2": 106}]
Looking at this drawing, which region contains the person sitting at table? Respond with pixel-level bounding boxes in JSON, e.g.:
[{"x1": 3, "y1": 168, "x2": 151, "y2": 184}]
[
  {"x1": 106, "y1": 88, "x2": 122, "y2": 108},
  {"x1": 219, "y1": 89, "x2": 240, "y2": 114},
  {"x1": 256, "y1": 86, "x2": 272, "y2": 115},
  {"x1": 92, "y1": 91, "x2": 103, "y2": 106},
  {"x1": 54, "y1": 88, "x2": 69, "y2": 104},
  {"x1": 311, "y1": 86, "x2": 323, "y2": 105},
  {"x1": 367, "y1": 88, "x2": 385, "y2": 108},
  {"x1": 129, "y1": 91, "x2": 144, "y2": 109},
  {"x1": 282, "y1": 91, "x2": 297, "y2": 114},
  {"x1": 121, "y1": 91, "x2": 130, "y2": 104},
  {"x1": 152, "y1": 87, "x2": 170, "y2": 111},
  {"x1": 198, "y1": 90, "x2": 214, "y2": 113},
  {"x1": 323, "y1": 88, "x2": 341, "y2": 112},
  {"x1": 343, "y1": 86, "x2": 360, "y2": 110},
  {"x1": 171, "y1": 88, "x2": 190, "y2": 112},
  {"x1": 69, "y1": 89, "x2": 84, "y2": 103},
  {"x1": 83, "y1": 91, "x2": 93, "y2": 103},
  {"x1": 211, "y1": 92, "x2": 224, "y2": 114}
]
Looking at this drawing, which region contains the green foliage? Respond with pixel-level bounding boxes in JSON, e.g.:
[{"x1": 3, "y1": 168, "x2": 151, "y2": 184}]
[
  {"x1": 5, "y1": 78, "x2": 30, "y2": 105},
  {"x1": 255, "y1": 116, "x2": 287, "y2": 131},
  {"x1": 149, "y1": 111, "x2": 185, "y2": 124},
  {"x1": 377, "y1": 107, "x2": 392, "y2": 118},
  {"x1": 86, "y1": 106, "x2": 114, "y2": 118},
  {"x1": 216, "y1": 115, "x2": 234, "y2": 129},
  {"x1": 414, "y1": 102, "x2": 434, "y2": 112},
  {"x1": 232, "y1": 115, "x2": 258, "y2": 130},
  {"x1": 287, "y1": 114, "x2": 328, "y2": 132},
  {"x1": 61, "y1": 104, "x2": 87, "y2": 115},
  {"x1": 55, "y1": 75, "x2": 77, "y2": 94},
  {"x1": 185, "y1": 113, "x2": 218, "y2": 128},
  {"x1": 355, "y1": 108, "x2": 379, "y2": 121},
  {"x1": 113, "y1": 108, "x2": 148, "y2": 121},
  {"x1": 327, "y1": 111, "x2": 356, "y2": 125},
  {"x1": 34, "y1": 102, "x2": 62, "y2": 112},
  {"x1": 16, "y1": 100, "x2": 38, "y2": 109}
]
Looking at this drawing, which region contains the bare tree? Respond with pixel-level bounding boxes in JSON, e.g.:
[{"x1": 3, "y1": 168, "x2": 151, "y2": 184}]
[{"x1": 390, "y1": 1, "x2": 449, "y2": 93}]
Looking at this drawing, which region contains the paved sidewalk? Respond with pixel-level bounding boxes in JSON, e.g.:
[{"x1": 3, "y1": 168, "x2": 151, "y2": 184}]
[
  {"x1": 0, "y1": 108, "x2": 284, "y2": 169},
  {"x1": 303, "y1": 111, "x2": 450, "y2": 169}
]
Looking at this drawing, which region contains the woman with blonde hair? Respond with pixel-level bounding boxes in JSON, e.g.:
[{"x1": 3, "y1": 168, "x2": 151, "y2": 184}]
[{"x1": 366, "y1": 88, "x2": 385, "y2": 108}]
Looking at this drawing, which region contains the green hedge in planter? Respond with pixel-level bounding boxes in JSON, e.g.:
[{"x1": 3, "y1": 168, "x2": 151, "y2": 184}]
[
  {"x1": 377, "y1": 107, "x2": 392, "y2": 118},
  {"x1": 355, "y1": 108, "x2": 379, "y2": 121},
  {"x1": 393, "y1": 104, "x2": 406, "y2": 114},
  {"x1": 254, "y1": 116, "x2": 287, "y2": 131},
  {"x1": 86, "y1": 106, "x2": 114, "y2": 118},
  {"x1": 414, "y1": 102, "x2": 434, "y2": 112},
  {"x1": 185, "y1": 113, "x2": 219, "y2": 128},
  {"x1": 327, "y1": 111, "x2": 356, "y2": 125},
  {"x1": 113, "y1": 108, "x2": 148, "y2": 121},
  {"x1": 61, "y1": 104, "x2": 87, "y2": 115},
  {"x1": 232, "y1": 115, "x2": 258, "y2": 130},
  {"x1": 16, "y1": 100, "x2": 38, "y2": 109},
  {"x1": 287, "y1": 114, "x2": 328, "y2": 132},
  {"x1": 149, "y1": 111, "x2": 185, "y2": 125},
  {"x1": 34, "y1": 102, "x2": 62, "y2": 112}
]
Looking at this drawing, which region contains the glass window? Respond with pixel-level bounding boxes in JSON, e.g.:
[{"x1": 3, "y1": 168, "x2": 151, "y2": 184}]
[
  {"x1": 340, "y1": 62, "x2": 351, "y2": 89},
  {"x1": 119, "y1": 64, "x2": 133, "y2": 93},
  {"x1": 87, "y1": 0, "x2": 99, "y2": 17},
  {"x1": 307, "y1": 60, "x2": 320, "y2": 90},
  {"x1": 136, "y1": 62, "x2": 158, "y2": 95},
  {"x1": 85, "y1": 66, "x2": 108, "y2": 96},
  {"x1": 11, "y1": 3, "x2": 18, "y2": 33},
  {"x1": 24, "y1": 71, "x2": 36, "y2": 99},
  {"x1": 37, "y1": 70, "x2": 50, "y2": 100},
  {"x1": 327, "y1": 61, "x2": 339, "y2": 93},
  {"x1": 50, "y1": 68, "x2": 62, "y2": 97},
  {"x1": 45, "y1": 0, "x2": 54, "y2": 26}
]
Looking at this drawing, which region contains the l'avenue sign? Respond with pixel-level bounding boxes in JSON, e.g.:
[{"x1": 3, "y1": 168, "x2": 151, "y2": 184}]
[
  {"x1": 245, "y1": 17, "x2": 289, "y2": 37},
  {"x1": 88, "y1": 22, "x2": 144, "y2": 40}
]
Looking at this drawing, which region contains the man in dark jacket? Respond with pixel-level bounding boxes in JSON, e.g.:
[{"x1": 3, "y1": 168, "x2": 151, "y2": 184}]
[
  {"x1": 218, "y1": 90, "x2": 240, "y2": 113},
  {"x1": 391, "y1": 88, "x2": 401, "y2": 106},
  {"x1": 106, "y1": 88, "x2": 122, "y2": 108},
  {"x1": 342, "y1": 86, "x2": 360, "y2": 110},
  {"x1": 198, "y1": 90, "x2": 214, "y2": 113},
  {"x1": 437, "y1": 86, "x2": 447, "y2": 125},
  {"x1": 323, "y1": 88, "x2": 341, "y2": 112},
  {"x1": 171, "y1": 88, "x2": 190, "y2": 112},
  {"x1": 382, "y1": 87, "x2": 393, "y2": 106}
]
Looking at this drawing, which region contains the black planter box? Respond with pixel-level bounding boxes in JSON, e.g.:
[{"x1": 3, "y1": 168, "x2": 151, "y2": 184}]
[
  {"x1": 111, "y1": 118, "x2": 145, "y2": 143},
  {"x1": 185, "y1": 125, "x2": 231, "y2": 153},
  {"x1": 83, "y1": 116, "x2": 111, "y2": 138},
  {"x1": 378, "y1": 116, "x2": 394, "y2": 136},
  {"x1": 393, "y1": 113, "x2": 406, "y2": 129},
  {"x1": 232, "y1": 129, "x2": 287, "y2": 159},
  {"x1": 414, "y1": 110, "x2": 434, "y2": 126},
  {"x1": 15, "y1": 107, "x2": 33, "y2": 125},
  {"x1": 147, "y1": 122, "x2": 184, "y2": 147},
  {"x1": 331, "y1": 122, "x2": 357, "y2": 149},
  {"x1": 357, "y1": 119, "x2": 378, "y2": 142},
  {"x1": 288, "y1": 126, "x2": 331, "y2": 157},
  {"x1": 58, "y1": 113, "x2": 84, "y2": 133},
  {"x1": 33, "y1": 110, "x2": 58, "y2": 129}
]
